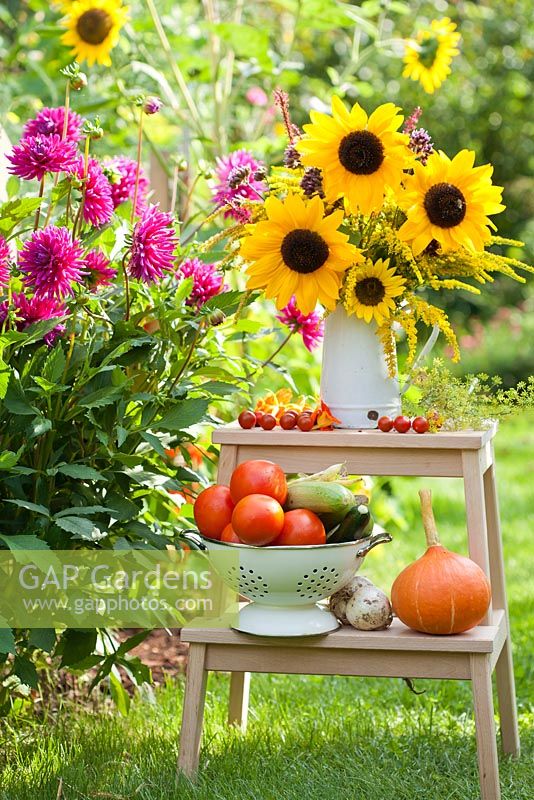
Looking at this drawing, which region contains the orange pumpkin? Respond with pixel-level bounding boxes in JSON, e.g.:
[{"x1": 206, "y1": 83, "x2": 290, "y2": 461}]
[{"x1": 391, "y1": 489, "x2": 491, "y2": 635}]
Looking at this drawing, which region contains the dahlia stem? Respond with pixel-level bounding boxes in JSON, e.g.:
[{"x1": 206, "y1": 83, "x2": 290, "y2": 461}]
[
  {"x1": 260, "y1": 330, "x2": 294, "y2": 369},
  {"x1": 72, "y1": 136, "x2": 91, "y2": 238},
  {"x1": 122, "y1": 254, "x2": 131, "y2": 321},
  {"x1": 62, "y1": 83, "x2": 71, "y2": 141},
  {"x1": 168, "y1": 322, "x2": 204, "y2": 393},
  {"x1": 144, "y1": 0, "x2": 204, "y2": 136},
  {"x1": 34, "y1": 176, "x2": 46, "y2": 231},
  {"x1": 131, "y1": 109, "x2": 144, "y2": 225}
]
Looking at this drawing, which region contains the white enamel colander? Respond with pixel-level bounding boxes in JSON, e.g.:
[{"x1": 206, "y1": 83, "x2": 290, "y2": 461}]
[{"x1": 182, "y1": 531, "x2": 391, "y2": 637}]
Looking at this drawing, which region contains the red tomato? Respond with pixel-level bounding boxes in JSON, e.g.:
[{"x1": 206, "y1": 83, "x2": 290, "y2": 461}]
[
  {"x1": 297, "y1": 414, "x2": 314, "y2": 432},
  {"x1": 377, "y1": 415, "x2": 394, "y2": 432},
  {"x1": 193, "y1": 485, "x2": 234, "y2": 540},
  {"x1": 272, "y1": 509, "x2": 326, "y2": 546},
  {"x1": 412, "y1": 416, "x2": 430, "y2": 434},
  {"x1": 254, "y1": 411, "x2": 263, "y2": 427},
  {"x1": 393, "y1": 415, "x2": 412, "y2": 433},
  {"x1": 238, "y1": 410, "x2": 256, "y2": 429},
  {"x1": 221, "y1": 523, "x2": 242, "y2": 543},
  {"x1": 260, "y1": 413, "x2": 277, "y2": 430},
  {"x1": 231, "y1": 494, "x2": 284, "y2": 545},
  {"x1": 280, "y1": 412, "x2": 297, "y2": 430},
  {"x1": 230, "y1": 459, "x2": 287, "y2": 504}
]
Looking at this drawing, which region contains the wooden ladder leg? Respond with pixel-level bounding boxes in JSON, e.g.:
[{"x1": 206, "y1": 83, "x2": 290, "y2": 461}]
[
  {"x1": 483, "y1": 458, "x2": 520, "y2": 757},
  {"x1": 228, "y1": 671, "x2": 250, "y2": 731},
  {"x1": 177, "y1": 643, "x2": 208, "y2": 781},
  {"x1": 462, "y1": 451, "x2": 493, "y2": 624},
  {"x1": 470, "y1": 654, "x2": 501, "y2": 800}
]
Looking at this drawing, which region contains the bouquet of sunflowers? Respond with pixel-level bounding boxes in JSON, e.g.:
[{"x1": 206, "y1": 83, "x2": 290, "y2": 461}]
[{"x1": 222, "y1": 92, "x2": 532, "y2": 376}]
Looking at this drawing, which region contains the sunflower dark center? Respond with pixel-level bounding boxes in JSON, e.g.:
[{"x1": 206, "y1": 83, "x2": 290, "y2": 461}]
[
  {"x1": 338, "y1": 131, "x2": 384, "y2": 175},
  {"x1": 280, "y1": 229, "x2": 329, "y2": 274},
  {"x1": 354, "y1": 277, "x2": 386, "y2": 306},
  {"x1": 418, "y1": 36, "x2": 440, "y2": 69},
  {"x1": 423, "y1": 182, "x2": 466, "y2": 228},
  {"x1": 76, "y1": 9, "x2": 113, "y2": 45}
]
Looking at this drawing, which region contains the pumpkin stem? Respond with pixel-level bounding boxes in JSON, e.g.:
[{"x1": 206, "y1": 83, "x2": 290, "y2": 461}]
[{"x1": 419, "y1": 489, "x2": 441, "y2": 548}]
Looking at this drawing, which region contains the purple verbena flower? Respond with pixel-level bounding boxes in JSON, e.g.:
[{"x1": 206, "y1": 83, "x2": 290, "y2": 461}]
[
  {"x1": 85, "y1": 249, "x2": 117, "y2": 290},
  {"x1": 0, "y1": 292, "x2": 66, "y2": 346},
  {"x1": 212, "y1": 149, "x2": 265, "y2": 222},
  {"x1": 18, "y1": 226, "x2": 87, "y2": 299},
  {"x1": 409, "y1": 128, "x2": 434, "y2": 165},
  {"x1": 178, "y1": 257, "x2": 226, "y2": 309},
  {"x1": 128, "y1": 205, "x2": 178, "y2": 283},
  {"x1": 276, "y1": 296, "x2": 324, "y2": 352},
  {"x1": 23, "y1": 106, "x2": 84, "y2": 143},
  {"x1": 7, "y1": 134, "x2": 78, "y2": 181},
  {"x1": 105, "y1": 156, "x2": 149, "y2": 216},
  {"x1": 300, "y1": 167, "x2": 324, "y2": 198},
  {"x1": 143, "y1": 96, "x2": 162, "y2": 115},
  {"x1": 403, "y1": 106, "x2": 422, "y2": 135},
  {"x1": 72, "y1": 156, "x2": 114, "y2": 227},
  {"x1": 0, "y1": 236, "x2": 11, "y2": 286}
]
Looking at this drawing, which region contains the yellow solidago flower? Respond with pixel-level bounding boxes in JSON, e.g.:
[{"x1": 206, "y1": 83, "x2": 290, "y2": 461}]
[
  {"x1": 240, "y1": 193, "x2": 362, "y2": 314},
  {"x1": 343, "y1": 258, "x2": 406, "y2": 325},
  {"x1": 296, "y1": 98, "x2": 412, "y2": 216},
  {"x1": 398, "y1": 150, "x2": 505, "y2": 256},
  {"x1": 62, "y1": 0, "x2": 128, "y2": 67},
  {"x1": 403, "y1": 17, "x2": 461, "y2": 94}
]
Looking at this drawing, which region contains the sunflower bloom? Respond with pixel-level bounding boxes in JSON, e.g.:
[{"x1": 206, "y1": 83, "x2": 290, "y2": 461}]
[
  {"x1": 398, "y1": 150, "x2": 505, "y2": 256},
  {"x1": 403, "y1": 18, "x2": 460, "y2": 95},
  {"x1": 296, "y1": 98, "x2": 412, "y2": 216},
  {"x1": 343, "y1": 258, "x2": 406, "y2": 325},
  {"x1": 240, "y1": 193, "x2": 362, "y2": 314},
  {"x1": 62, "y1": 0, "x2": 128, "y2": 67}
]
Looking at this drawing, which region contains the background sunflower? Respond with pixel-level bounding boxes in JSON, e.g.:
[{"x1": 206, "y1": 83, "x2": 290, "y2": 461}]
[
  {"x1": 398, "y1": 149, "x2": 505, "y2": 255},
  {"x1": 342, "y1": 258, "x2": 406, "y2": 325},
  {"x1": 403, "y1": 17, "x2": 461, "y2": 94},
  {"x1": 62, "y1": 0, "x2": 128, "y2": 66},
  {"x1": 240, "y1": 193, "x2": 361, "y2": 314},
  {"x1": 296, "y1": 98, "x2": 412, "y2": 216}
]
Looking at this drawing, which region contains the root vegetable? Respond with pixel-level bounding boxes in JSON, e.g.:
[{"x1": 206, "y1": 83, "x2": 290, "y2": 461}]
[
  {"x1": 345, "y1": 585, "x2": 393, "y2": 631},
  {"x1": 329, "y1": 576, "x2": 372, "y2": 624}
]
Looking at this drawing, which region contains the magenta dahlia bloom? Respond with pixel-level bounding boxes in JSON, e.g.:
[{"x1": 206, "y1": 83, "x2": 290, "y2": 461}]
[
  {"x1": 85, "y1": 249, "x2": 117, "y2": 290},
  {"x1": 178, "y1": 258, "x2": 226, "y2": 309},
  {"x1": 105, "y1": 156, "x2": 149, "y2": 216},
  {"x1": 128, "y1": 205, "x2": 178, "y2": 283},
  {"x1": 143, "y1": 96, "x2": 163, "y2": 115},
  {"x1": 211, "y1": 149, "x2": 265, "y2": 222},
  {"x1": 18, "y1": 226, "x2": 87, "y2": 299},
  {"x1": 7, "y1": 134, "x2": 78, "y2": 182},
  {"x1": 23, "y1": 106, "x2": 84, "y2": 143},
  {"x1": 0, "y1": 292, "x2": 66, "y2": 346},
  {"x1": 276, "y1": 297, "x2": 324, "y2": 352},
  {"x1": 0, "y1": 236, "x2": 11, "y2": 286},
  {"x1": 72, "y1": 156, "x2": 114, "y2": 227}
]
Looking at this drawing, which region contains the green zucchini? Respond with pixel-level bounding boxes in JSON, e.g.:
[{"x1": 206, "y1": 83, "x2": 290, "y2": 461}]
[
  {"x1": 327, "y1": 504, "x2": 373, "y2": 543},
  {"x1": 284, "y1": 480, "x2": 356, "y2": 527}
]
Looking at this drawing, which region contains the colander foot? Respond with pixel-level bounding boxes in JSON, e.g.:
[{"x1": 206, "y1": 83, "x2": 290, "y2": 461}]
[{"x1": 232, "y1": 602, "x2": 340, "y2": 637}]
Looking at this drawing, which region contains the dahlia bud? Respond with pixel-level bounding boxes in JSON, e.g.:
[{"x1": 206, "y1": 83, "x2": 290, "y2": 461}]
[
  {"x1": 208, "y1": 310, "x2": 226, "y2": 326},
  {"x1": 300, "y1": 167, "x2": 324, "y2": 198},
  {"x1": 61, "y1": 62, "x2": 87, "y2": 92},
  {"x1": 82, "y1": 117, "x2": 104, "y2": 140},
  {"x1": 227, "y1": 164, "x2": 251, "y2": 189},
  {"x1": 144, "y1": 96, "x2": 163, "y2": 115}
]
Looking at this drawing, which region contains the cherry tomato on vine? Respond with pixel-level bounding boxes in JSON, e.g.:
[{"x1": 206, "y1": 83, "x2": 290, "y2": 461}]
[
  {"x1": 297, "y1": 414, "x2": 314, "y2": 432},
  {"x1": 260, "y1": 413, "x2": 277, "y2": 430},
  {"x1": 280, "y1": 412, "x2": 298, "y2": 430},
  {"x1": 238, "y1": 410, "x2": 256, "y2": 429},
  {"x1": 254, "y1": 411, "x2": 263, "y2": 427}
]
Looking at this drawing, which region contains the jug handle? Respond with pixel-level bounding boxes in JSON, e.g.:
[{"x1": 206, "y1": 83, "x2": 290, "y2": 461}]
[{"x1": 400, "y1": 324, "x2": 440, "y2": 395}]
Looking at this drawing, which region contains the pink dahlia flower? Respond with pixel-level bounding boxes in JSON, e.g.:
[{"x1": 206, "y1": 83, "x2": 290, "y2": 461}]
[
  {"x1": 143, "y1": 96, "x2": 162, "y2": 115},
  {"x1": 85, "y1": 249, "x2": 117, "y2": 290},
  {"x1": 23, "y1": 106, "x2": 84, "y2": 143},
  {"x1": 129, "y1": 205, "x2": 178, "y2": 283},
  {"x1": 7, "y1": 134, "x2": 78, "y2": 182},
  {"x1": 105, "y1": 156, "x2": 150, "y2": 216},
  {"x1": 0, "y1": 292, "x2": 66, "y2": 347},
  {"x1": 0, "y1": 236, "x2": 11, "y2": 286},
  {"x1": 211, "y1": 149, "x2": 265, "y2": 222},
  {"x1": 18, "y1": 226, "x2": 87, "y2": 299},
  {"x1": 72, "y1": 156, "x2": 114, "y2": 227},
  {"x1": 178, "y1": 258, "x2": 226, "y2": 309},
  {"x1": 276, "y1": 296, "x2": 324, "y2": 352}
]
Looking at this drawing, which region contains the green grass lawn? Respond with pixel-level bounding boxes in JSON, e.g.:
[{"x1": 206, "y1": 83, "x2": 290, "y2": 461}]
[{"x1": 1, "y1": 415, "x2": 533, "y2": 800}]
